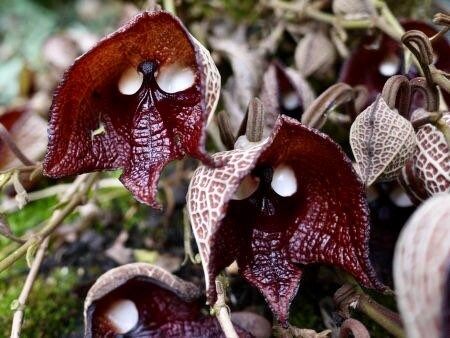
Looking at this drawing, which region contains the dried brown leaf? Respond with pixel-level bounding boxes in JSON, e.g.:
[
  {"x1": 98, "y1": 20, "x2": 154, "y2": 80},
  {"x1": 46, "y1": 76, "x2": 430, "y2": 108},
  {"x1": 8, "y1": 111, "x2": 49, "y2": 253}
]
[{"x1": 295, "y1": 30, "x2": 336, "y2": 78}]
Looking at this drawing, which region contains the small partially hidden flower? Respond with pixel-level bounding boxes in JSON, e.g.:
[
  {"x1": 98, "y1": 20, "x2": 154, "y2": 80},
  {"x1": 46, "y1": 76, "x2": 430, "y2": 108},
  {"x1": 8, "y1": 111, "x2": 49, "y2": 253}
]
[
  {"x1": 84, "y1": 263, "x2": 268, "y2": 337},
  {"x1": 259, "y1": 61, "x2": 315, "y2": 134},
  {"x1": 339, "y1": 20, "x2": 450, "y2": 108},
  {"x1": 187, "y1": 115, "x2": 383, "y2": 325},
  {"x1": 399, "y1": 112, "x2": 450, "y2": 203},
  {"x1": 43, "y1": 10, "x2": 220, "y2": 208},
  {"x1": 394, "y1": 193, "x2": 450, "y2": 338},
  {"x1": 350, "y1": 96, "x2": 416, "y2": 185}
]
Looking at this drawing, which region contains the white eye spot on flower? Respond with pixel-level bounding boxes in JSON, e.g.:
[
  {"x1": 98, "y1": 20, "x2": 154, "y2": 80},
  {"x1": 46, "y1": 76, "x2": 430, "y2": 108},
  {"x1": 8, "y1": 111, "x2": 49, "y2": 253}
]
[
  {"x1": 390, "y1": 186, "x2": 413, "y2": 207},
  {"x1": 105, "y1": 299, "x2": 139, "y2": 334},
  {"x1": 271, "y1": 164, "x2": 297, "y2": 197},
  {"x1": 118, "y1": 67, "x2": 143, "y2": 95},
  {"x1": 232, "y1": 175, "x2": 260, "y2": 200},
  {"x1": 156, "y1": 65, "x2": 195, "y2": 93},
  {"x1": 379, "y1": 54, "x2": 400, "y2": 77},
  {"x1": 282, "y1": 91, "x2": 300, "y2": 110}
]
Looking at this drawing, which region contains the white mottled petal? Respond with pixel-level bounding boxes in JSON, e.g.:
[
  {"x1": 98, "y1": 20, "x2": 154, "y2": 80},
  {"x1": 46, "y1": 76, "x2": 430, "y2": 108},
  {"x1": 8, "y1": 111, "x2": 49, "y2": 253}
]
[
  {"x1": 106, "y1": 299, "x2": 139, "y2": 334},
  {"x1": 271, "y1": 165, "x2": 297, "y2": 197},
  {"x1": 118, "y1": 67, "x2": 143, "y2": 95},
  {"x1": 156, "y1": 65, "x2": 195, "y2": 93},
  {"x1": 232, "y1": 175, "x2": 260, "y2": 200},
  {"x1": 379, "y1": 54, "x2": 400, "y2": 77}
]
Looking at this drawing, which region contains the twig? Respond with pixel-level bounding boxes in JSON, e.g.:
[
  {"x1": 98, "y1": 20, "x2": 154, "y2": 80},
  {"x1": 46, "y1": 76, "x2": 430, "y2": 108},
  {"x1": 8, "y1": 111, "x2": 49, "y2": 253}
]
[
  {"x1": 0, "y1": 173, "x2": 99, "y2": 273},
  {"x1": 213, "y1": 278, "x2": 239, "y2": 338},
  {"x1": 0, "y1": 124, "x2": 34, "y2": 166},
  {"x1": 10, "y1": 236, "x2": 49, "y2": 338}
]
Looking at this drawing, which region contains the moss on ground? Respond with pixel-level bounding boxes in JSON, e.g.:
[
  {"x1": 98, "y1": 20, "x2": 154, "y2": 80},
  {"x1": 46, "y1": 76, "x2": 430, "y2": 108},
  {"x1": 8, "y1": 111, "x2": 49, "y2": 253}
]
[{"x1": 0, "y1": 265, "x2": 80, "y2": 337}]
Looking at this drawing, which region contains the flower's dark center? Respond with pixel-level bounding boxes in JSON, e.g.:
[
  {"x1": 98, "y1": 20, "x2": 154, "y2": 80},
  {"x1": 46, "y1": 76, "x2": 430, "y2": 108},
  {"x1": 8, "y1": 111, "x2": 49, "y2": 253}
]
[{"x1": 138, "y1": 60, "x2": 158, "y2": 80}]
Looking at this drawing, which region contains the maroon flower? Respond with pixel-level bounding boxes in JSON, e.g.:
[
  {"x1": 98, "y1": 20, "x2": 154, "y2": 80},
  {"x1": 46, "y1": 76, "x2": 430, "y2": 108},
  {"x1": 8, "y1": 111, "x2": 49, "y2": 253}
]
[
  {"x1": 43, "y1": 11, "x2": 220, "y2": 208},
  {"x1": 84, "y1": 263, "x2": 268, "y2": 337},
  {"x1": 187, "y1": 116, "x2": 383, "y2": 325},
  {"x1": 339, "y1": 20, "x2": 450, "y2": 109}
]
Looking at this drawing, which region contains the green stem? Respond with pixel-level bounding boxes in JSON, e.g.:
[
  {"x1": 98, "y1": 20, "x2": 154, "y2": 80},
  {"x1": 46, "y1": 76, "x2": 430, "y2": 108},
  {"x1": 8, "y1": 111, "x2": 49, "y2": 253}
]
[
  {"x1": 357, "y1": 293, "x2": 405, "y2": 338},
  {"x1": 0, "y1": 173, "x2": 98, "y2": 273},
  {"x1": 304, "y1": 7, "x2": 372, "y2": 29},
  {"x1": 162, "y1": 0, "x2": 176, "y2": 15}
]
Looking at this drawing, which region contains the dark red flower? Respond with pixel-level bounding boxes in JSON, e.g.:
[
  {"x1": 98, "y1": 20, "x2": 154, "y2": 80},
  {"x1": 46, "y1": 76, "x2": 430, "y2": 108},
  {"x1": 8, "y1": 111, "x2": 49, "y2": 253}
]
[
  {"x1": 43, "y1": 11, "x2": 220, "y2": 208},
  {"x1": 84, "y1": 263, "x2": 267, "y2": 337},
  {"x1": 259, "y1": 61, "x2": 315, "y2": 133},
  {"x1": 187, "y1": 116, "x2": 384, "y2": 325},
  {"x1": 339, "y1": 20, "x2": 450, "y2": 109}
]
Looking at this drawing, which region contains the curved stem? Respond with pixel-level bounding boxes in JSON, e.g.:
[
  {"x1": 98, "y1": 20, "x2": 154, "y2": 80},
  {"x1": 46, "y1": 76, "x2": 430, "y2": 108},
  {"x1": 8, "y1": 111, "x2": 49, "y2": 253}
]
[
  {"x1": 339, "y1": 318, "x2": 370, "y2": 338},
  {"x1": 302, "y1": 83, "x2": 356, "y2": 128},
  {"x1": 409, "y1": 77, "x2": 439, "y2": 112},
  {"x1": 0, "y1": 124, "x2": 33, "y2": 166},
  {"x1": 381, "y1": 75, "x2": 411, "y2": 117},
  {"x1": 334, "y1": 284, "x2": 405, "y2": 338}
]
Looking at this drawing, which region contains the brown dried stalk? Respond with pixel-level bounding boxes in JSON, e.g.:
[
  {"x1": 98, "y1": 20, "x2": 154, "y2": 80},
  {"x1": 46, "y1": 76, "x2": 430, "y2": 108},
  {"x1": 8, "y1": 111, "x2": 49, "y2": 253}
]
[{"x1": 0, "y1": 123, "x2": 34, "y2": 166}]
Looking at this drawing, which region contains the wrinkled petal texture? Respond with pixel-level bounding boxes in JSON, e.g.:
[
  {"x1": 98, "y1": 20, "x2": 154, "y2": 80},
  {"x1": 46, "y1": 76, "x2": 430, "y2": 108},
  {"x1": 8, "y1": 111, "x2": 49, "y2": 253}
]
[
  {"x1": 339, "y1": 21, "x2": 450, "y2": 108},
  {"x1": 44, "y1": 11, "x2": 220, "y2": 207},
  {"x1": 393, "y1": 194, "x2": 450, "y2": 338},
  {"x1": 413, "y1": 113, "x2": 450, "y2": 195},
  {"x1": 188, "y1": 116, "x2": 382, "y2": 325}
]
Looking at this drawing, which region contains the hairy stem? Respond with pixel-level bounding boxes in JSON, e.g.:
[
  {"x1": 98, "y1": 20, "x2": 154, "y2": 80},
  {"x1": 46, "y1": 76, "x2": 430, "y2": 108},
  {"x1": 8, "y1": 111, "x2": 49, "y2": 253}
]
[
  {"x1": 214, "y1": 279, "x2": 239, "y2": 338},
  {"x1": 10, "y1": 236, "x2": 49, "y2": 338}
]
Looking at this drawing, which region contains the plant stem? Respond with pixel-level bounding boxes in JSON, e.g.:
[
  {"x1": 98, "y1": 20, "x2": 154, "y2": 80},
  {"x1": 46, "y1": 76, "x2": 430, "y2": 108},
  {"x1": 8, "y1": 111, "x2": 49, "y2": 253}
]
[
  {"x1": 213, "y1": 279, "x2": 239, "y2": 338},
  {"x1": 162, "y1": 0, "x2": 176, "y2": 15},
  {"x1": 0, "y1": 173, "x2": 98, "y2": 273},
  {"x1": 356, "y1": 292, "x2": 405, "y2": 338},
  {"x1": 334, "y1": 284, "x2": 405, "y2": 338},
  {"x1": 0, "y1": 124, "x2": 34, "y2": 166},
  {"x1": 10, "y1": 236, "x2": 49, "y2": 338}
]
